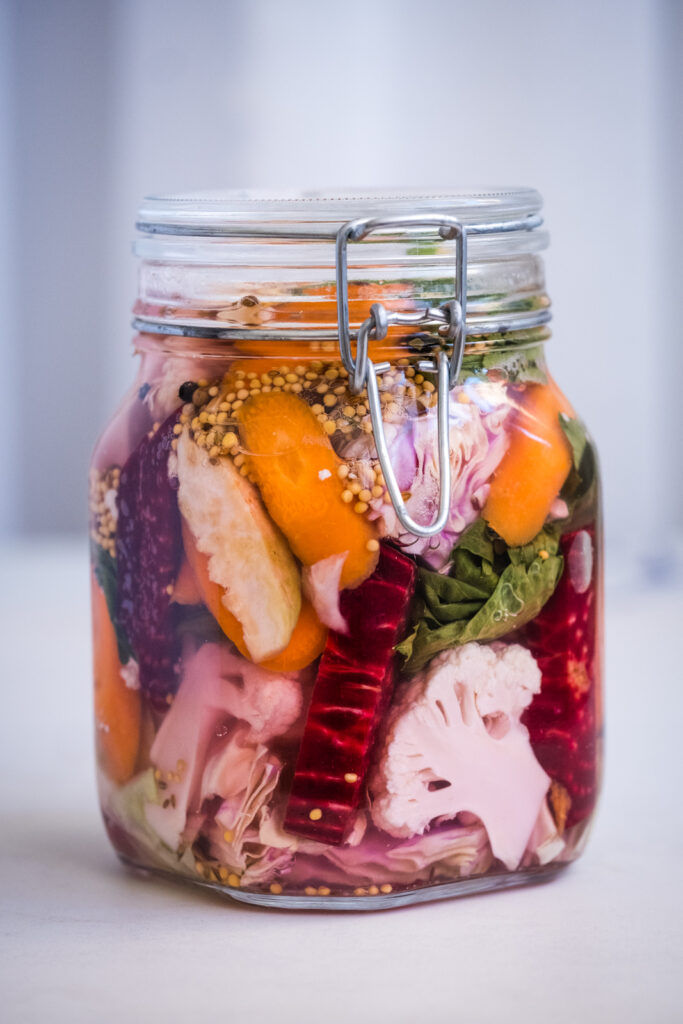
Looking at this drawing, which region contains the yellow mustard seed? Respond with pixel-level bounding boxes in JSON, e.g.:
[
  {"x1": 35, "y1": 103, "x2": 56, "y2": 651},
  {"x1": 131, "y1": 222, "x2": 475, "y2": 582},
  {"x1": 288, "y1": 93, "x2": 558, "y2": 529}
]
[
  {"x1": 227, "y1": 873, "x2": 241, "y2": 887},
  {"x1": 208, "y1": 385, "x2": 219, "y2": 397},
  {"x1": 366, "y1": 538, "x2": 380, "y2": 553},
  {"x1": 371, "y1": 485, "x2": 384, "y2": 498},
  {"x1": 316, "y1": 383, "x2": 329, "y2": 394},
  {"x1": 349, "y1": 481, "x2": 361, "y2": 495},
  {"x1": 344, "y1": 772, "x2": 358, "y2": 784},
  {"x1": 318, "y1": 886, "x2": 331, "y2": 896},
  {"x1": 305, "y1": 886, "x2": 317, "y2": 896},
  {"x1": 218, "y1": 866, "x2": 229, "y2": 881},
  {"x1": 309, "y1": 808, "x2": 323, "y2": 821},
  {"x1": 232, "y1": 399, "x2": 243, "y2": 410},
  {"x1": 341, "y1": 489, "x2": 354, "y2": 503},
  {"x1": 172, "y1": 423, "x2": 182, "y2": 435},
  {"x1": 354, "y1": 887, "x2": 368, "y2": 896},
  {"x1": 285, "y1": 373, "x2": 298, "y2": 383},
  {"x1": 272, "y1": 376, "x2": 285, "y2": 387},
  {"x1": 354, "y1": 501, "x2": 369, "y2": 514},
  {"x1": 195, "y1": 861, "x2": 205, "y2": 877},
  {"x1": 358, "y1": 488, "x2": 372, "y2": 503},
  {"x1": 342, "y1": 405, "x2": 355, "y2": 418},
  {"x1": 337, "y1": 464, "x2": 350, "y2": 479},
  {"x1": 222, "y1": 432, "x2": 238, "y2": 449},
  {"x1": 236, "y1": 388, "x2": 249, "y2": 400},
  {"x1": 270, "y1": 882, "x2": 283, "y2": 895},
  {"x1": 538, "y1": 549, "x2": 549, "y2": 560},
  {"x1": 311, "y1": 403, "x2": 324, "y2": 415},
  {"x1": 380, "y1": 884, "x2": 393, "y2": 894},
  {"x1": 323, "y1": 421, "x2": 336, "y2": 435},
  {"x1": 423, "y1": 380, "x2": 436, "y2": 393},
  {"x1": 324, "y1": 394, "x2": 337, "y2": 408},
  {"x1": 368, "y1": 885, "x2": 379, "y2": 896},
  {"x1": 291, "y1": 382, "x2": 303, "y2": 393}
]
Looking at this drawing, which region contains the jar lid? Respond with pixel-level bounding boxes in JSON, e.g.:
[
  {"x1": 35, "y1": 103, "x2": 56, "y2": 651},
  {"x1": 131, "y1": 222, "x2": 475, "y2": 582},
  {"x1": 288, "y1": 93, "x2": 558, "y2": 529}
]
[{"x1": 136, "y1": 187, "x2": 543, "y2": 240}]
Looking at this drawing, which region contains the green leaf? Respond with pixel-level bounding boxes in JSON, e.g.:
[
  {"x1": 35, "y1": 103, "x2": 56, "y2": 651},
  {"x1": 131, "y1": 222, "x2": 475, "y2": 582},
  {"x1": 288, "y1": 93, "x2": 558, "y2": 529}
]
[
  {"x1": 91, "y1": 541, "x2": 134, "y2": 664},
  {"x1": 396, "y1": 522, "x2": 564, "y2": 674},
  {"x1": 559, "y1": 413, "x2": 587, "y2": 472},
  {"x1": 557, "y1": 415, "x2": 599, "y2": 529}
]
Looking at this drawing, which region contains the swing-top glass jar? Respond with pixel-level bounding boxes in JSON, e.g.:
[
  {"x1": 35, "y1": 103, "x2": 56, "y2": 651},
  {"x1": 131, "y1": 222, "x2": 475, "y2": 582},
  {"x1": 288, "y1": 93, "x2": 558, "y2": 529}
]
[{"x1": 90, "y1": 188, "x2": 602, "y2": 909}]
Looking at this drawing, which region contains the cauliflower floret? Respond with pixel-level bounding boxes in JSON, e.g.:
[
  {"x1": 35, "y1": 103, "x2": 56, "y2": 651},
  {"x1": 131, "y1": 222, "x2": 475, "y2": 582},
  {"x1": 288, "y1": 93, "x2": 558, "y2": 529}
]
[
  {"x1": 216, "y1": 649, "x2": 304, "y2": 742},
  {"x1": 145, "y1": 644, "x2": 302, "y2": 851},
  {"x1": 370, "y1": 642, "x2": 549, "y2": 870}
]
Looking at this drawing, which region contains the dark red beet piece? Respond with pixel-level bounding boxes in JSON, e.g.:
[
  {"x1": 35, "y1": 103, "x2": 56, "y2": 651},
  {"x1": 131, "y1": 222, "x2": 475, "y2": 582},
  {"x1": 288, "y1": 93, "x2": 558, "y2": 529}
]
[
  {"x1": 521, "y1": 525, "x2": 601, "y2": 827},
  {"x1": 284, "y1": 543, "x2": 416, "y2": 845},
  {"x1": 116, "y1": 411, "x2": 182, "y2": 709}
]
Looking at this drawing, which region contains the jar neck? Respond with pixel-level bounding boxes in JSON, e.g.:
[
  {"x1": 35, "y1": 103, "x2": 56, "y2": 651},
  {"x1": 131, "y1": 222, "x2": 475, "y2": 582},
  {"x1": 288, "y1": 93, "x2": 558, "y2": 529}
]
[{"x1": 133, "y1": 249, "x2": 551, "y2": 360}]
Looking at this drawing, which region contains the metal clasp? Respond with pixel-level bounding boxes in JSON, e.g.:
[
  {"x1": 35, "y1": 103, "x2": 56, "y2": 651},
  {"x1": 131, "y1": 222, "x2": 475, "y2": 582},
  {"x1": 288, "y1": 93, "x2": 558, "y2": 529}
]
[
  {"x1": 336, "y1": 214, "x2": 467, "y2": 390},
  {"x1": 335, "y1": 211, "x2": 542, "y2": 537},
  {"x1": 335, "y1": 214, "x2": 468, "y2": 537}
]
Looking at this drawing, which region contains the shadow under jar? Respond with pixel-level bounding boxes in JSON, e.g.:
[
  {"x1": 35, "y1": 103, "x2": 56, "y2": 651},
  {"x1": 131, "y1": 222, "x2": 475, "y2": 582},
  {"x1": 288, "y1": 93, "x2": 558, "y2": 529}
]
[{"x1": 90, "y1": 188, "x2": 603, "y2": 910}]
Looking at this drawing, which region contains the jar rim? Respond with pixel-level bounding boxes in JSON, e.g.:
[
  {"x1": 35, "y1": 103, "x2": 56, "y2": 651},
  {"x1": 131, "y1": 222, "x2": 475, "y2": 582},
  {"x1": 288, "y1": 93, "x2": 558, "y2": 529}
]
[{"x1": 137, "y1": 186, "x2": 543, "y2": 238}]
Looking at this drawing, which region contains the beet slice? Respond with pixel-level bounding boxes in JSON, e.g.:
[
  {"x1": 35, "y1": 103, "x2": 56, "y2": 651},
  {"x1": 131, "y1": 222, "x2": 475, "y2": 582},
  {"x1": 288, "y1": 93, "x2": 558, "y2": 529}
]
[
  {"x1": 284, "y1": 543, "x2": 416, "y2": 845},
  {"x1": 520, "y1": 525, "x2": 601, "y2": 827},
  {"x1": 116, "y1": 410, "x2": 182, "y2": 708}
]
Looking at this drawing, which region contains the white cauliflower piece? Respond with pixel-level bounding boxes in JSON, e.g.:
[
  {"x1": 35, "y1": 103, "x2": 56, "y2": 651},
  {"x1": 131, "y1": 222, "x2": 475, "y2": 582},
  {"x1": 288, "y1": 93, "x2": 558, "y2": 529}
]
[
  {"x1": 370, "y1": 642, "x2": 549, "y2": 870},
  {"x1": 145, "y1": 643, "x2": 302, "y2": 851}
]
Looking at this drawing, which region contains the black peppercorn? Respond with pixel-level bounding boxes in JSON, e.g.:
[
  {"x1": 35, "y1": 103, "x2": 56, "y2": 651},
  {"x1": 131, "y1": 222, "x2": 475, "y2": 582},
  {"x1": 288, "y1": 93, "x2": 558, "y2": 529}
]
[{"x1": 178, "y1": 381, "x2": 198, "y2": 402}]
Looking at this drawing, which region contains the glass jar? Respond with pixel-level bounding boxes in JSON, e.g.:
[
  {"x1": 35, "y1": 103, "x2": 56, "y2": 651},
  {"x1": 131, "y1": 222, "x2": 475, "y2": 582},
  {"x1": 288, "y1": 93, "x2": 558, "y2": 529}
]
[{"x1": 90, "y1": 189, "x2": 602, "y2": 909}]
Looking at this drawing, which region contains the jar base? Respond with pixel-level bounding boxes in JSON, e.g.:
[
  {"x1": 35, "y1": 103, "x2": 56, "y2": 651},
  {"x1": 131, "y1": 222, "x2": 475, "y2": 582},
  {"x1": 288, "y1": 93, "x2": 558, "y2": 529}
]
[{"x1": 116, "y1": 853, "x2": 568, "y2": 911}]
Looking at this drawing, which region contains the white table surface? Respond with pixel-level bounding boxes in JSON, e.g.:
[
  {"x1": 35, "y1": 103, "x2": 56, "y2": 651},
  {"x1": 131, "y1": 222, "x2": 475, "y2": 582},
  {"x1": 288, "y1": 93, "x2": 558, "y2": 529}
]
[{"x1": 1, "y1": 540, "x2": 681, "y2": 1024}]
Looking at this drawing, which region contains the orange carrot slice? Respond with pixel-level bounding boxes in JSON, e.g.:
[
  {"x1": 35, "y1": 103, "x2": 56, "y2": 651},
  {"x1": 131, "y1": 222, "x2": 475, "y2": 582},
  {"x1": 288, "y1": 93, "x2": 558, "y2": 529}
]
[
  {"x1": 260, "y1": 599, "x2": 327, "y2": 672},
  {"x1": 238, "y1": 391, "x2": 379, "y2": 588},
  {"x1": 92, "y1": 574, "x2": 141, "y2": 784},
  {"x1": 182, "y1": 520, "x2": 327, "y2": 671},
  {"x1": 483, "y1": 383, "x2": 573, "y2": 546}
]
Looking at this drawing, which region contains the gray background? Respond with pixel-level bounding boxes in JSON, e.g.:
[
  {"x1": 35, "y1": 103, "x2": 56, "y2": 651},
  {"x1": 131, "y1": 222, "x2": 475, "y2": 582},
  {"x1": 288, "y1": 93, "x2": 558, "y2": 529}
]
[{"x1": 1, "y1": 0, "x2": 681, "y2": 581}]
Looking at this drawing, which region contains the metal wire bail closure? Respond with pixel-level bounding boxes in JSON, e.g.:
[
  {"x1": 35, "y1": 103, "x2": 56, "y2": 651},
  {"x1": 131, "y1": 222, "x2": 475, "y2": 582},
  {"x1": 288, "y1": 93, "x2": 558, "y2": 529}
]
[{"x1": 335, "y1": 213, "x2": 469, "y2": 537}]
